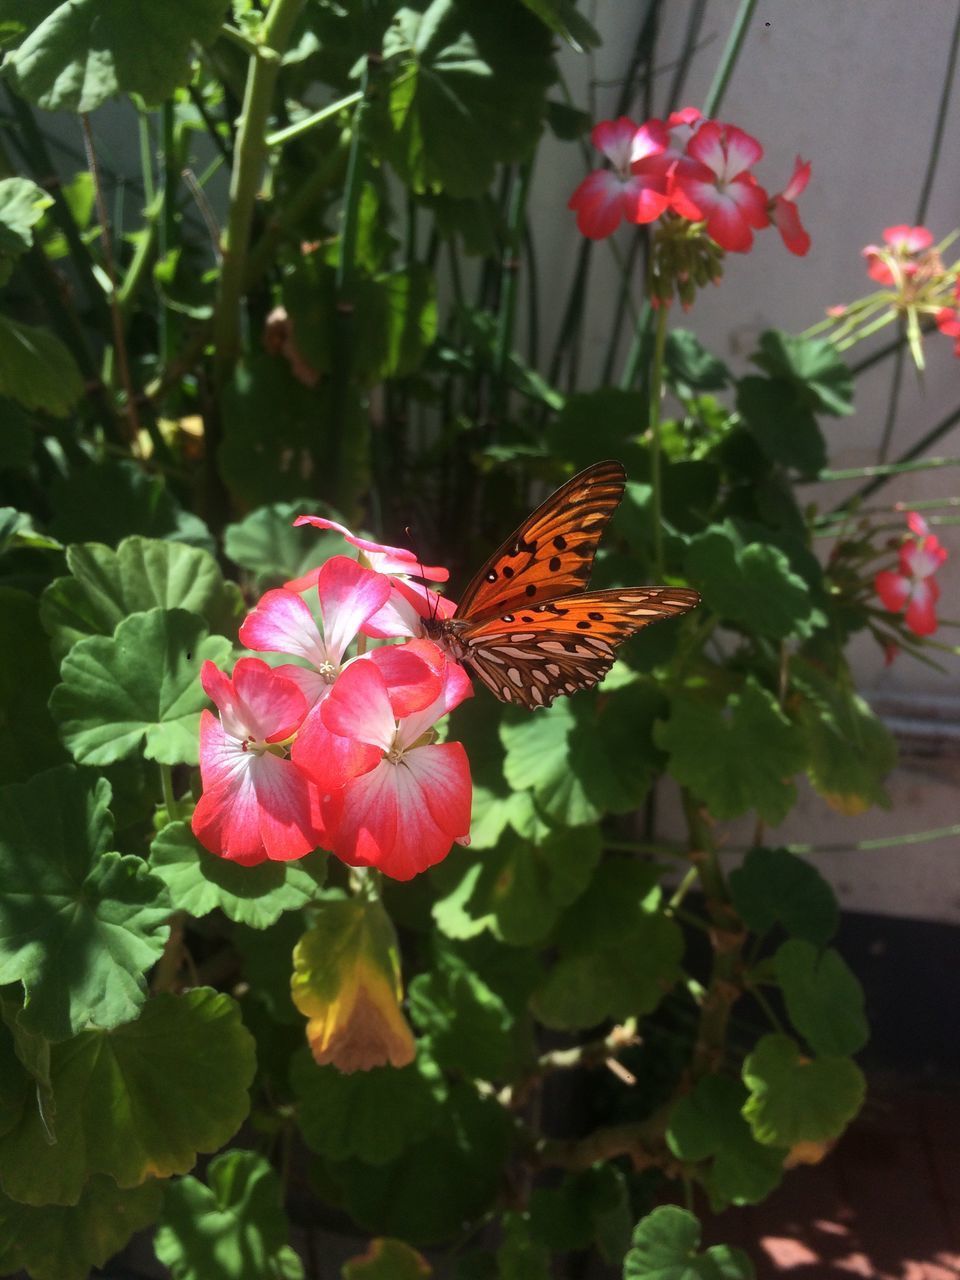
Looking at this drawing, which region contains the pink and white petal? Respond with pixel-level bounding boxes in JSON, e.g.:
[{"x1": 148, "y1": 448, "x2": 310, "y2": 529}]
[
  {"x1": 272, "y1": 662, "x2": 330, "y2": 708},
  {"x1": 200, "y1": 661, "x2": 248, "y2": 740},
  {"x1": 292, "y1": 699, "x2": 380, "y2": 790},
  {"x1": 403, "y1": 742, "x2": 472, "y2": 842},
  {"x1": 902, "y1": 535, "x2": 947, "y2": 578},
  {"x1": 701, "y1": 192, "x2": 755, "y2": 253},
  {"x1": 292, "y1": 515, "x2": 449, "y2": 580},
  {"x1": 884, "y1": 224, "x2": 933, "y2": 253},
  {"x1": 284, "y1": 565, "x2": 321, "y2": 595},
  {"x1": 323, "y1": 761, "x2": 399, "y2": 871},
  {"x1": 685, "y1": 121, "x2": 726, "y2": 179},
  {"x1": 192, "y1": 778, "x2": 268, "y2": 865},
  {"x1": 396, "y1": 659, "x2": 474, "y2": 748},
  {"x1": 239, "y1": 589, "x2": 328, "y2": 668},
  {"x1": 864, "y1": 252, "x2": 895, "y2": 285},
  {"x1": 620, "y1": 174, "x2": 672, "y2": 224},
  {"x1": 773, "y1": 196, "x2": 811, "y2": 256},
  {"x1": 875, "y1": 569, "x2": 910, "y2": 613},
  {"x1": 906, "y1": 511, "x2": 930, "y2": 537},
  {"x1": 361, "y1": 577, "x2": 455, "y2": 640},
  {"x1": 231, "y1": 657, "x2": 310, "y2": 743},
  {"x1": 368, "y1": 640, "x2": 444, "y2": 718},
  {"x1": 316, "y1": 556, "x2": 392, "y2": 665},
  {"x1": 935, "y1": 306, "x2": 960, "y2": 339},
  {"x1": 320, "y1": 658, "x2": 396, "y2": 753},
  {"x1": 591, "y1": 117, "x2": 639, "y2": 170},
  {"x1": 667, "y1": 106, "x2": 702, "y2": 129},
  {"x1": 630, "y1": 118, "x2": 668, "y2": 163},
  {"x1": 196, "y1": 707, "x2": 247, "y2": 792},
  {"x1": 568, "y1": 170, "x2": 627, "y2": 239},
  {"x1": 905, "y1": 579, "x2": 939, "y2": 636},
  {"x1": 249, "y1": 752, "x2": 325, "y2": 861},
  {"x1": 730, "y1": 174, "x2": 770, "y2": 228},
  {"x1": 721, "y1": 124, "x2": 764, "y2": 179},
  {"x1": 782, "y1": 156, "x2": 811, "y2": 201}
]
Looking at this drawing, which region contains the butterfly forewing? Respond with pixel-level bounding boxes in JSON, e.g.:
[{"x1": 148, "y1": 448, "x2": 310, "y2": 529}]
[
  {"x1": 456, "y1": 460, "x2": 626, "y2": 619},
  {"x1": 457, "y1": 586, "x2": 701, "y2": 708}
]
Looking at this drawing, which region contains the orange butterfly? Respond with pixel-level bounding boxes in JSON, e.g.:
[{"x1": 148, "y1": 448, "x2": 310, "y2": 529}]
[{"x1": 422, "y1": 460, "x2": 700, "y2": 708}]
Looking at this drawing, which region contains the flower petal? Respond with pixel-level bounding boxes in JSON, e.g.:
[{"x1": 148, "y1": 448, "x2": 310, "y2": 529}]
[
  {"x1": 316, "y1": 555, "x2": 392, "y2": 665},
  {"x1": 292, "y1": 699, "x2": 381, "y2": 791},
  {"x1": 905, "y1": 578, "x2": 939, "y2": 636},
  {"x1": 591, "y1": 116, "x2": 640, "y2": 170},
  {"x1": 568, "y1": 169, "x2": 628, "y2": 239},
  {"x1": 201, "y1": 657, "x2": 308, "y2": 744},
  {"x1": 875, "y1": 569, "x2": 910, "y2": 613},
  {"x1": 362, "y1": 576, "x2": 457, "y2": 640},
  {"x1": 773, "y1": 196, "x2": 811, "y2": 256},
  {"x1": 292, "y1": 515, "x2": 449, "y2": 580},
  {"x1": 320, "y1": 657, "x2": 396, "y2": 753},
  {"x1": 239, "y1": 589, "x2": 328, "y2": 668},
  {"x1": 368, "y1": 639, "x2": 445, "y2": 718}
]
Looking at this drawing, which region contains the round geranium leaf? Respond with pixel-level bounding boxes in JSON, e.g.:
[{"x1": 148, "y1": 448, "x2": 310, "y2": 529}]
[
  {"x1": 50, "y1": 607, "x2": 233, "y2": 766},
  {"x1": 0, "y1": 988, "x2": 256, "y2": 1206},
  {"x1": 0, "y1": 765, "x2": 171, "y2": 1041}
]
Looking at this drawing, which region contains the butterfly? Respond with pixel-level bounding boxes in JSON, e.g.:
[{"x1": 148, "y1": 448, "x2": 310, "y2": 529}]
[{"x1": 421, "y1": 459, "x2": 700, "y2": 709}]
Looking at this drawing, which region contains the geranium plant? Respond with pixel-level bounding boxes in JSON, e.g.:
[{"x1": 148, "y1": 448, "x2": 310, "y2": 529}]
[{"x1": 0, "y1": 3, "x2": 956, "y2": 1279}]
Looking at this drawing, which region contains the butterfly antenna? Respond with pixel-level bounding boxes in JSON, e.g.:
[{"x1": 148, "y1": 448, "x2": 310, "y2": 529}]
[{"x1": 405, "y1": 524, "x2": 440, "y2": 623}]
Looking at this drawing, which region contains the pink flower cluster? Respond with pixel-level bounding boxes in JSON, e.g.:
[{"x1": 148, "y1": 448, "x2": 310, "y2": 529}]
[
  {"x1": 568, "y1": 108, "x2": 810, "y2": 256},
  {"x1": 191, "y1": 522, "x2": 472, "y2": 881},
  {"x1": 875, "y1": 511, "x2": 949, "y2": 639},
  {"x1": 862, "y1": 225, "x2": 960, "y2": 359}
]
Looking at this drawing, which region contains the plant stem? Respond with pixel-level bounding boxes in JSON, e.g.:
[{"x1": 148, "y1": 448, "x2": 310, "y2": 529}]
[
  {"x1": 915, "y1": 2, "x2": 960, "y2": 225},
  {"x1": 702, "y1": 0, "x2": 758, "y2": 116},
  {"x1": 160, "y1": 763, "x2": 180, "y2": 822},
  {"x1": 266, "y1": 91, "x2": 363, "y2": 148},
  {"x1": 648, "y1": 300, "x2": 668, "y2": 577},
  {"x1": 211, "y1": 0, "x2": 304, "y2": 390},
  {"x1": 493, "y1": 159, "x2": 534, "y2": 418},
  {"x1": 784, "y1": 822, "x2": 960, "y2": 855},
  {"x1": 80, "y1": 113, "x2": 142, "y2": 450}
]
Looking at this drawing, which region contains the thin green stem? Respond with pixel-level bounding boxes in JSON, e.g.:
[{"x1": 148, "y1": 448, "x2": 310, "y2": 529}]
[
  {"x1": 160, "y1": 764, "x2": 180, "y2": 822},
  {"x1": 816, "y1": 452, "x2": 960, "y2": 483},
  {"x1": 266, "y1": 91, "x2": 363, "y2": 148},
  {"x1": 493, "y1": 159, "x2": 534, "y2": 417},
  {"x1": 648, "y1": 300, "x2": 668, "y2": 577},
  {"x1": 702, "y1": 0, "x2": 758, "y2": 117},
  {"x1": 915, "y1": 3, "x2": 960, "y2": 225},
  {"x1": 211, "y1": 0, "x2": 304, "y2": 389},
  {"x1": 783, "y1": 823, "x2": 960, "y2": 856}
]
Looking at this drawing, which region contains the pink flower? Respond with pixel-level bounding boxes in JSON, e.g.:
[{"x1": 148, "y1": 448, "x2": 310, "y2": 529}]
[
  {"x1": 289, "y1": 517, "x2": 456, "y2": 639},
  {"x1": 770, "y1": 156, "x2": 811, "y2": 256},
  {"x1": 863, "y1": 224, "x2": 934, "y2": 285},
  {"x1": 568, "y1": 116, "x2": 671, "y2": 240},
  {"x1": 312, "y1": 641, "x2": 473, "y2": 880},
  {"x1": 875, "y1": 531, "x2": 948, "y2": 637},
  {"x1": 670, "y1": 121, "x2": 770, "y2": 253},
  {"x1": 935, "y1": 284, "x2": 960, "y2": 356},
  {"x1": 239, "y1": 555, "x2": 391, "y2": 706},
  {"x1": 191, "y1": 659, "x2": 325, "y2": 864}
]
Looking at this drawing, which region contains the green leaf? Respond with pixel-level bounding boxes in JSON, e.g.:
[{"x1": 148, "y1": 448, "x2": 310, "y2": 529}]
[
  {"x1": 623, "y1": 1205, "x2": 754, "y2": 1279},
  {"x1": 3, "y1": 0, "x2": 230, "y2": 112},
  {"x1": 533, "y1": 912, "x2": 682, "y2": 1031},
  {"x1": 432, "y1": 825, "x2": 601, "y2": 946},
  {"x1": 0, "y1": 765, "x2": 171, "y2": 1041},
  {"x1": 0, "y1": 176, "x2": 51, "y2": 280},
  {"x1": 149, "y1": 823, "x2": 327, "y2": 929},
  {"x1": 343, "y1": 1238, "x2": 432, "y2": 1279},
  {"x1": 0, "y1": 988, "x2": 255, "y2": 1205},
  {"x1": 223, "y1": 498, "x2": 346, "y2": 590},
  {"x1": 154, "y1": 1149, "x2": 303, "y2": 1280},
  {"x1": 665, "y1": 331, "x2": 730, "y2": 395},
  {"x1": 684, "y1": 521, "x2": 822, "y2": 640},
  {"x1": 667, "y1": 1075, "x2": 785, "y2": 1210},
  {"x1": 498, "y1": 1211, "x2": 551, "y2": 1280},
  {"x1": 332, "y1": 1080, "x2": 513, "y2": 1244},
  {"x1": 549, "y1": 388, "x2": 648, "y2": 473},
  {"x1": 774, "y1": 940, "x2": 869, "y2": 1057},
  {"x1": 530, "y1": 1164, "x2": 632, "y2": 1260},
  {"x1": 291, "y1": 1046, "x2": 444, "y2": 1165},
  {"x1": 790, "y1": 659, "x2": 896, "y2": 814},
  {"x1": 751, "y1": 330, "x2": 854, "y2": 417},
  {"x1": 407, "y1": 940, "x2": 523, "y2": 1080},
  {"x1": 50, "y1": 607, "x2": 233, "y2": 766},
  {"x1": 735, "y1": 377, "x2": 826, "y2": 478},
  {"x1": 0, "y1": 315, "x2": 83, "y2": 416},
  {"x1": 369, "y1": 0, "x2": 554, "y2": 198},
  {"x1": 424, "y1": 191, "x2": 500, "y2": 255},
  {"x1": 499, "y1": 686, "x2": 664, "y2": 826},
  {"x1": 48, "y1": 459, "x2": 214, "y2": 551},
  {"x1": 741, "y1": 1034, "x2": 865, "y2": 1148},
  {"x1": 728, "y1": 847, "x2": 838, "y2": 945},
  {"x1": 654, "y1": 680, "x2": 806, "y2": 825},
  {"x1": 0, "y1": 1176, "x2": 162, "y2": 1280},
  {"x1": 0, "y1": 398, "x2": 35, "y2": 471},
  {"x1": 518, "y1": 0, "x2": 600, "y2": 50},
  {"x1": 218, "y1": 355, "x2": 333, "y2": 509},
  {"x1": 0, "y1": 586, "x2": 67, "y2": 784},
  {"x1": 39, "y1": 536, "x2": 244, "y2": 663}
]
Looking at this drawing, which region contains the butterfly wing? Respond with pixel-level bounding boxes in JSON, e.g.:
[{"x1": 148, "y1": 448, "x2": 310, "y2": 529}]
[
  {"x1": 455, "y1": 460, "x2": 626, "y2": 619},
  {"x1": 455, "y1": 586, "x2": 700, "y2": 709}
]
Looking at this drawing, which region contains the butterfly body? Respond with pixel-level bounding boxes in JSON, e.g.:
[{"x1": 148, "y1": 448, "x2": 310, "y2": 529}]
[{"x1": 423, "y1": 461, "x2": 699, "y2": 709}]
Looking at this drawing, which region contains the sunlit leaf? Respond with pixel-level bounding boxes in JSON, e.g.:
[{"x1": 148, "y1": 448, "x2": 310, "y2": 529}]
[
  {"x1": 741, "y1": 1033, "x2": 865, "y2": 1148},
  {"x1": 774, "y1": 939, "x2": 869, "y2": 1057},
  {"x1": 623, "y1": 1205, "x2": 754, "y2": 1279}
]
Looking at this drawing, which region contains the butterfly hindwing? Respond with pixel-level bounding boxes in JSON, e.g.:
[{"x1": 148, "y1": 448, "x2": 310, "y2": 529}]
[
  {"x1": 457, "y1": 587, "x2": 701, "y2": 708},
  {"x1": 455, "y1": 460, "x2": 626, "y2": 619}
]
